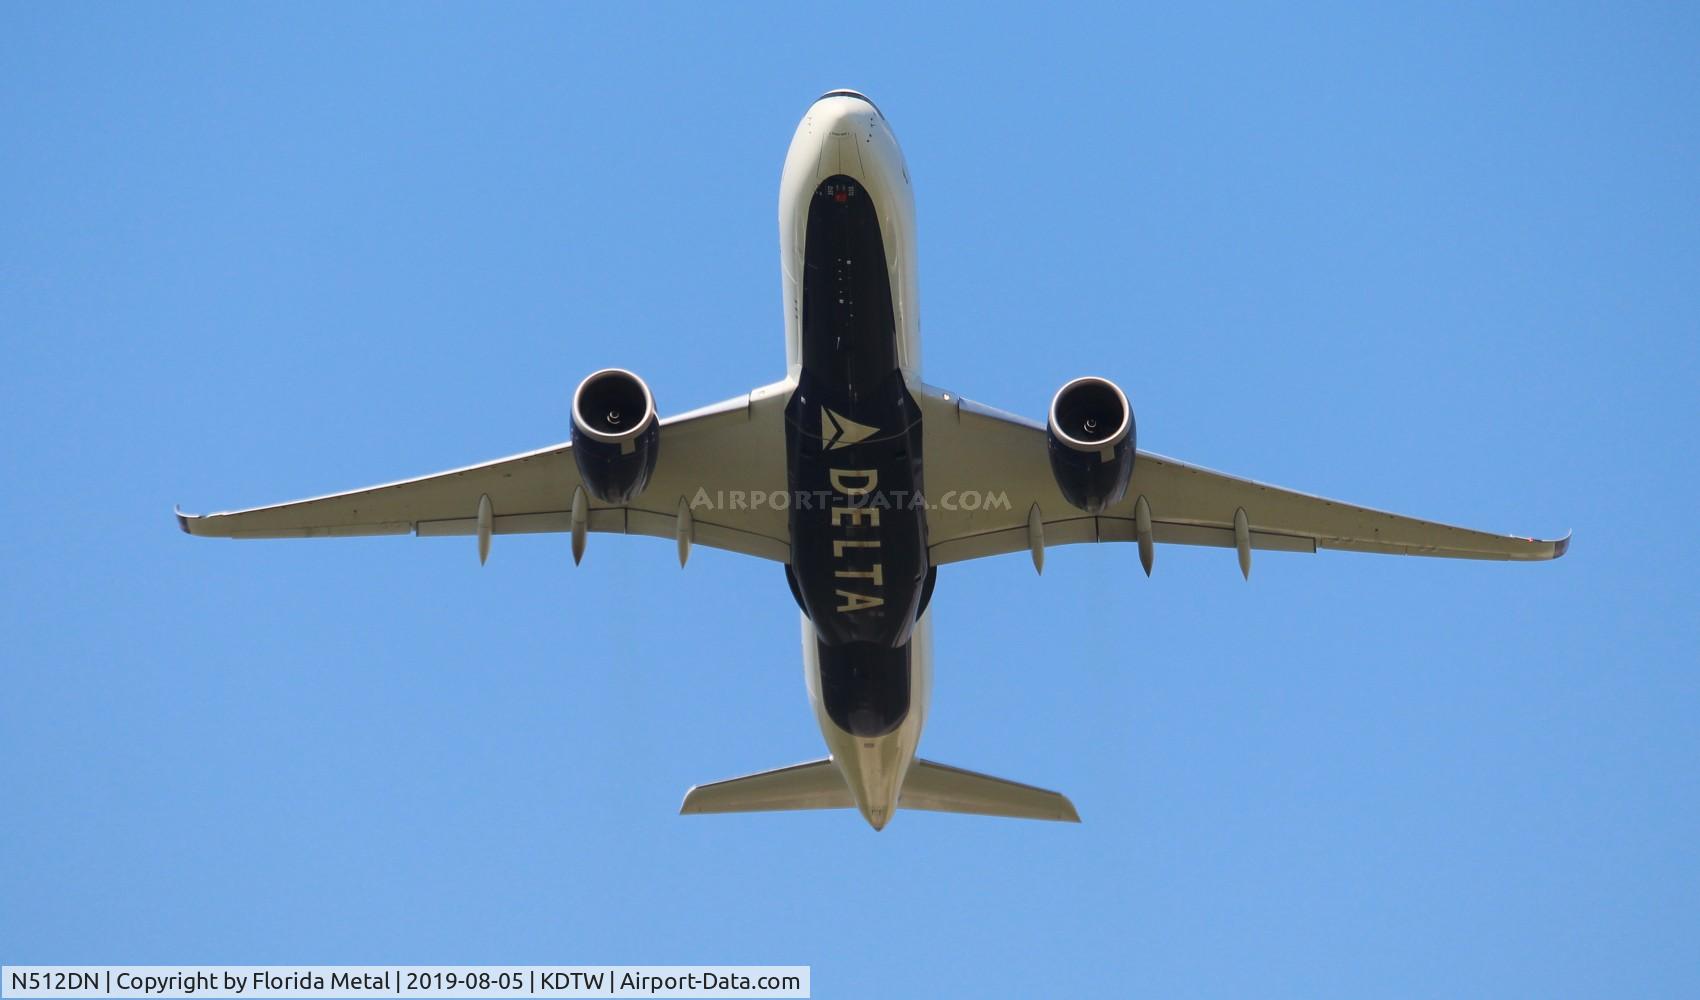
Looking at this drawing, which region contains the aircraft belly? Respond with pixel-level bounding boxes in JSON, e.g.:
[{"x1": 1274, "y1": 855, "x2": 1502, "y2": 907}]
[{"x1": 787, "y1": 173, "x2": 929, "y2": 738}]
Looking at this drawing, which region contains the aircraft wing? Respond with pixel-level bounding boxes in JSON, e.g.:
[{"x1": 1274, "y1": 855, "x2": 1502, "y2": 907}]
[
  {"x1": 178, "y1": 382, "x2": 793, "y2": 562},
  {"x1": 920, "y1": 388, "x2": 1568, "y2": 568}
]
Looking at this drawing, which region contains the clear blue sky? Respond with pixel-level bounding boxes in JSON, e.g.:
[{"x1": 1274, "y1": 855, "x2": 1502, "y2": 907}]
[{"x1": 3, "y1": 4, "x2": 1696, "y2": 997}]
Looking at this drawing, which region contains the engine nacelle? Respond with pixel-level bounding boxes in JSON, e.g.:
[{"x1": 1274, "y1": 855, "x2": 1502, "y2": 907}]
[
  {"x1": 571, "y1": 368, "x2": 660, "y2": 504},
  {"x1": 1046, "y1": 376, "x2": 1135, "y2": 514}
]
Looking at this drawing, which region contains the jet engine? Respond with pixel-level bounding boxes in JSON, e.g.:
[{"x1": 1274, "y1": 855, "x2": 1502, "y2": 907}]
[
  {"x1": 571, "y1": 368, "x2": 659, "y2": 504},
  {"x1": 1046, "y1": 375, "x2": 1135, "y2": 514}
]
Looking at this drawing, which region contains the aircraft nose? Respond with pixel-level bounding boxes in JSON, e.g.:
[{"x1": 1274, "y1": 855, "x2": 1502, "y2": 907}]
[
  {"x1": 817, "y1": 88, "x2": 882, "y2": 115},
  {"x1": 811, "y1": 90, "x2": 882, "y2": 136}
]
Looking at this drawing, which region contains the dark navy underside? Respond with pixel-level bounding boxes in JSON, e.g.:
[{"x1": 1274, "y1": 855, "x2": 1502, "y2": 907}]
[
  {"x1": 816, "y1": 640, "x2": 911, "y2": 738},
  {"x1": 785, "y1": 174, "x2": 928, "y2": 738}
]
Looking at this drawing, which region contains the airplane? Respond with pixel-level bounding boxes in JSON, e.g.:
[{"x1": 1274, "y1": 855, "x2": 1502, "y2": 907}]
[{"x1": 177, "y1": 89, "x2": 1569, "y2": 830}]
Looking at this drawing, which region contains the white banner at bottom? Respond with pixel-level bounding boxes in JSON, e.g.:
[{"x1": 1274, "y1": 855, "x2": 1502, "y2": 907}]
[{"x1": 1, "y1": 967, "x2": 809, "y2": 999}]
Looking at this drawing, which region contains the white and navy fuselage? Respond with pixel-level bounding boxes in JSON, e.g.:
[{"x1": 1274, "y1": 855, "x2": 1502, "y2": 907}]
[
  {"x1": 175, "y1": 88, "x2": 1567, "y2": 831},
  {"x1": 779, "y1": 91, "x2": 932, "y2": 830}
]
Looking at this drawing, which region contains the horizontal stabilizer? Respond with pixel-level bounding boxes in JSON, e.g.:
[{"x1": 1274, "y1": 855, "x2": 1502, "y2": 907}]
[
  {"x1": 679, "y1": 758, "x2": 853, "y2": 814},
  {"x1": 899, "y1": 759, "x2": 1080, "y2": 822}
]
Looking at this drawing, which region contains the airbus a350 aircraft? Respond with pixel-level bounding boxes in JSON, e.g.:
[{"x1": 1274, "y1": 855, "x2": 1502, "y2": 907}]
[{"x1": 179, "y1": 90, "x2": 1567, "y2": 829}]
